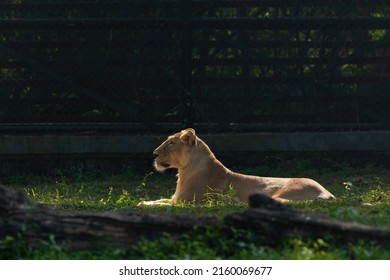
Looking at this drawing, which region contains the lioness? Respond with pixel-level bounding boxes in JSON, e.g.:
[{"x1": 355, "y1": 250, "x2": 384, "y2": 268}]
[{"x1": 140, "y1": 128, "x2": 335, "y2": 205}]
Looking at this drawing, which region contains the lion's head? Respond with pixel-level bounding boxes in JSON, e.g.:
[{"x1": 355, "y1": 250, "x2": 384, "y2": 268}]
[{"x1": 153, "y1": 128, "x2": 197, "y2": 172}]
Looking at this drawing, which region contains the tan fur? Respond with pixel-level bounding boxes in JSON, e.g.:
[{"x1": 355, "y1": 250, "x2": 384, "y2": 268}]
[{"x1": 140, "y1": 128, "x2": 335, "y2": 206}]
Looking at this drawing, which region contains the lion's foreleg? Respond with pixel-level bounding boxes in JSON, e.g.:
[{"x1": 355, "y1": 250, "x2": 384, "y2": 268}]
[{"x1": 138, "y1": 198, "x2": 173, "y2": 206}]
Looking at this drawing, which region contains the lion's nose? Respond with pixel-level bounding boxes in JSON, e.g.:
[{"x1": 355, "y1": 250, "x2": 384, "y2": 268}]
[{"x1": 153, "y1": 151, "x2": 159, "y2": 158}]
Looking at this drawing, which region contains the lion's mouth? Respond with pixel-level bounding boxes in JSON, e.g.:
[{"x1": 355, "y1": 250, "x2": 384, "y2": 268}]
[{"x1": 154, "y1": 161, "x2": 170, "y2": 170}]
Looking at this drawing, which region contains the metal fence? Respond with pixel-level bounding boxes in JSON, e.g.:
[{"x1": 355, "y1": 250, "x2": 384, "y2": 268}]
[{"x1": 1, "y1": 0, "x2": 390, "y2": 134}]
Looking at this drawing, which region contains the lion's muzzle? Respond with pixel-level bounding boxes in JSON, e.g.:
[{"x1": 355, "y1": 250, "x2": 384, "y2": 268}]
[{"x1": 154, "y1": 160, "x2": 170, "y2": 171}]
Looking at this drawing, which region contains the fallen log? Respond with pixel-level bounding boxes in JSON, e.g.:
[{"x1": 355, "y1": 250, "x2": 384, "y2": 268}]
[
  {"x1": 1, "y1": 184, "x2": 390, "y2": 250},
  {"x1": 226, "y1": 193, "x2": 390, "y2": 245},
  {"x1": 0, "y1": 185, "x2": 217, "y2": 249},
  {"x1": 1, "y1": 209, "x2": 219, "y2": 249}
]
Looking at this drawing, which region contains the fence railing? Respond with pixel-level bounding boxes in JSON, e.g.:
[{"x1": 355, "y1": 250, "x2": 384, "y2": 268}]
[{"x1": 0, "y1": 0, "x2": 389, "y2": 133}]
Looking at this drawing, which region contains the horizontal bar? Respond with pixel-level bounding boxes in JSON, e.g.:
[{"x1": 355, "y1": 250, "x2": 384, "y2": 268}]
[
  {"x1": 5, "y1": 40, "x2": 390, "y2": 50},
  {"x1": 3, "y1": 57, "x2": 390, "y2": 69},
  {"x1": 0, "y1": 131, "x2": 389, "y2": 154},
  {"x1": 1, "y1": 17, "x2": 390, "y2": 30},
  {"x1": 0, "y1": 122, "x2": 386, "y2": 133},
  {"x1": 198, "y1": 76, "x2": 390, "y2": 84},
  {"x1": 1, "y1": 76, "x2": 389, "y2": 87},
  {"x1": 0, "y1": 0, "x2": 386, "y2": 10}
]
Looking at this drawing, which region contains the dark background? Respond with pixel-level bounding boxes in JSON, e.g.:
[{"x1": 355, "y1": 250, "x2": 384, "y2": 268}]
[{"x1": 1, "y1": 0, "x2": 389, "y2": 135}]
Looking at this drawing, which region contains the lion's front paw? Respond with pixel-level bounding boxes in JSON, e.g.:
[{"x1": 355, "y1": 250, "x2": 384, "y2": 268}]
[{"x1": 137, "y1": 198, "x2": 173, "y2": 207}]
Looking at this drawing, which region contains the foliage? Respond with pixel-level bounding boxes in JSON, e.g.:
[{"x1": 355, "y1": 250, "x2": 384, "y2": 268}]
[{"x1": 2, "y1": 227, "x2": 390, "y2": 260}]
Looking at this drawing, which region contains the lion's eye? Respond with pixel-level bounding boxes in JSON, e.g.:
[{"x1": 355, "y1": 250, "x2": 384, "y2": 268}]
[{"x1": 167, "y1": 142, "x2": 174, "y2": 147}]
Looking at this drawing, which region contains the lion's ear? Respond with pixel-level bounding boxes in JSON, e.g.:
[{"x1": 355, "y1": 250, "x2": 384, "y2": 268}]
[{"x1": 180, "y1": 128, "x2": 197, "y2": 146}]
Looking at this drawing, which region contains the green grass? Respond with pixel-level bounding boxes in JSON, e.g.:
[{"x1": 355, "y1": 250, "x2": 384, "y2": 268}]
[{"x1": 1, "y1": 157, "x2": 390, "y2": 259}]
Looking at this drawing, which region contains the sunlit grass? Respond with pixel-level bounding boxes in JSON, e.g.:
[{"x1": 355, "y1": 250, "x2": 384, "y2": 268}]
[{"x1": 1, "y1": 160, "x2": 390, "y2": 259}]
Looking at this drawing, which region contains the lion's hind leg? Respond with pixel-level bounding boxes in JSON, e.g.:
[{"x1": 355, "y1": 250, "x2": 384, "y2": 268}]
[{"x1": 271, "y1": 178, "x2": 334, "y2": 201}]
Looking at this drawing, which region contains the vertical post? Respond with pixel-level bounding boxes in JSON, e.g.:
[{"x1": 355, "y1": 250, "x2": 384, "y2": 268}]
[
  {"x1": 180, "y1": 0, "x2": 193, "y2": 128},
  {"x1": 238, "y1": 3, "x2": 250, "y2": 108}
]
